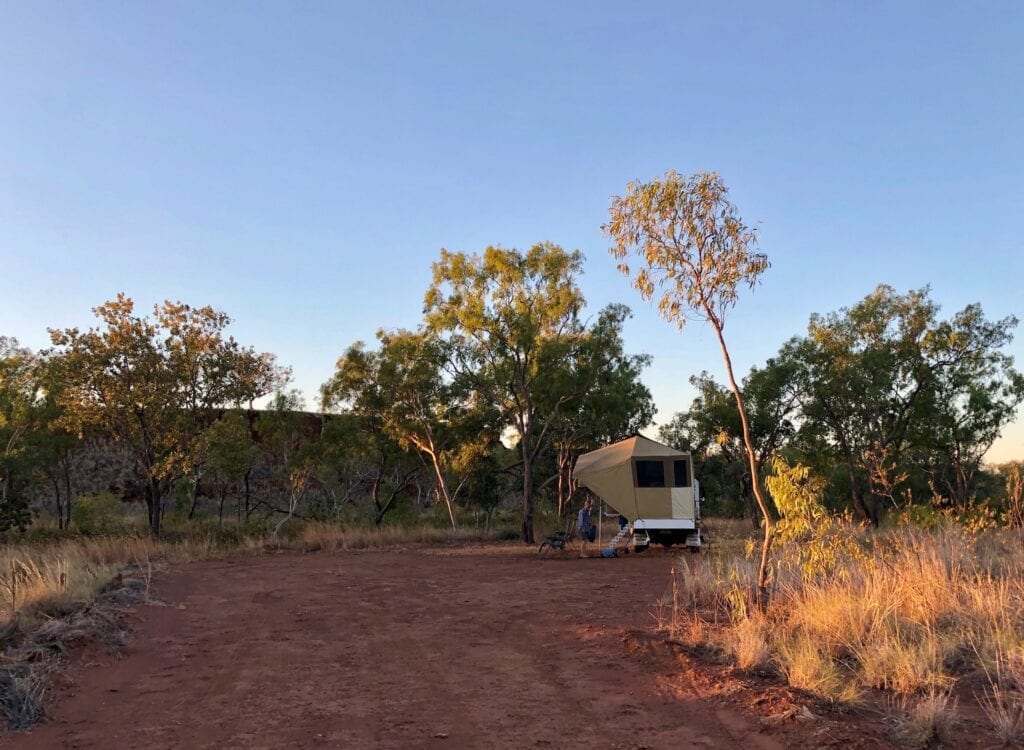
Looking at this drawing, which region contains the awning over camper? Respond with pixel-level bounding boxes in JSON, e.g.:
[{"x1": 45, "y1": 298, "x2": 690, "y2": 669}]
[{"x1": 573, "y1": 435, "x2": 692, "y2": 521}]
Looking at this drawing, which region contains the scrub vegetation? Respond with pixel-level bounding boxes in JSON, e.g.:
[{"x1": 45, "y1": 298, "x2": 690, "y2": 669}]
[
  {"x1": 662, "y1": 497, "x2": 1024, "y2": 745},
  {"x1": 2, "y1": 169, "x2": 1023, "y2": 742}
]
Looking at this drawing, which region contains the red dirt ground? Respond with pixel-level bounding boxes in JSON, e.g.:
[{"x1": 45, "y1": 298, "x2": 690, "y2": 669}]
[{"x1": 11, "y1": 546, "x2": 897, "y2": 749}]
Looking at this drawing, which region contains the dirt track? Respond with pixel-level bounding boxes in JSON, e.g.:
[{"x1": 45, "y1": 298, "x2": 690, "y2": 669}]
[{"x1": 15, "y1": 547, "x2": 809, "y2": 749}]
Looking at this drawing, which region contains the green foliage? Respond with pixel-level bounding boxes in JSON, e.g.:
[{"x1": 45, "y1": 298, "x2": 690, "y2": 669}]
[
  {"x1": 547, "y1": 303, "x2": 655, "y2": 514},
  {"x1": 789, "y1": 285, "x2": 1023, "y2": 524},
  {"x1": 322, "y1": 329, "x2": 497, "y2": 529},
  {"x1": 0, "y1": 338, "x2": 41, "y2": 532},
  {"x1": 423, "y1": 243, "x2": 588, "y2": 542},
  {"x1": 660, "y1": 355, "x2": 799, "y2": 519},
  {"x1": 766, "y1": 457, "x2": 865, "y2": 581},
  {"x1": 48, "y1": 295, "x2": 285, "y2": 536},
  {"x1": 71, "y1": 492, "x2": 129, "y2": 536},
  {"x1": 205, "y1": 412, "x2": 257, "y2": 486}
]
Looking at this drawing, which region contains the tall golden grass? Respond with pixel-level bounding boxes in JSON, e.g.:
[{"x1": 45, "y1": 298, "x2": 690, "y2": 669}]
[{"x1": 672, "y1": 524, "x2": 1024, "y2": 714}]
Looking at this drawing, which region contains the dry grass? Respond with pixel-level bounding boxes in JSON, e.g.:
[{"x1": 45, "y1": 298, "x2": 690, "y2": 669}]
[
  {"x1": 671, "y1": 524, "x2": 1024, "y2": 710},
  {"x1": 0, "y1": 662, "x2": 49, "y2": 731},
  {"x1": 290, "y1": 522, "x2": 509, "y2": 552},
  {"x1": 890, "y1": 690, "x2": 957, "y2": 749},
  {"x1": 976, "y1": 651, "x2": 1024, "y2": 746},
  {"x1": 0, "y1": 565, "x2": 149, "y2": 730},
  {"x1": 726, "y1": 613, "x2": 771, "y2": 670},
  {"x1": 978, "y1": 683, "x2": 1024, "y2": 746},
  {"x1": 0, "y1": 541, "x2": 143, "y2": 626}
]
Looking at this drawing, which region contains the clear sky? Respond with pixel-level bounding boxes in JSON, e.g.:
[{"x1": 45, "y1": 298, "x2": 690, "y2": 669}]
[{"x1": 2, "y1": 2, "x2": 1022, "y2": 461}]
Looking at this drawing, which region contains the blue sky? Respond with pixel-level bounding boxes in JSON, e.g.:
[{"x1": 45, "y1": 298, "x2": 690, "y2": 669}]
[{"x1": 2, "y1": 2, "x2": 1022, "y2": 460}]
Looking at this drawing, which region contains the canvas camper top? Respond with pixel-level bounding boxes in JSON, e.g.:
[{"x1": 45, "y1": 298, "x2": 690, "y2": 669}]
[
  {"x1": 573, "y1": 435, "x2": 687, "y2": 476},
  {"x1": 573, "y1": 435, "x2": 697, "y2": 525}
]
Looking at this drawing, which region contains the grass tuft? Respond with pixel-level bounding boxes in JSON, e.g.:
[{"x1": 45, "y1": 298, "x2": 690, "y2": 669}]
[
  {"x1": 890, "y1": 690, "x2": 957, "y2": 749},
  {"x1": 0, "y1": 662, "x2": 49, "y2": 731}
]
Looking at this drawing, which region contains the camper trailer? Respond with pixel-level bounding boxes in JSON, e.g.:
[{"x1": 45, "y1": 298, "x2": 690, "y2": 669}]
[{"x1": 572, "y1": 435, "x2": 703, "y2": 551}]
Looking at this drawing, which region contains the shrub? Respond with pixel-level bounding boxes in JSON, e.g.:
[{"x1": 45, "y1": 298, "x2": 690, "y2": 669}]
[{"x1": 70, "y1": 493, "x2": 129, "y2": 537}]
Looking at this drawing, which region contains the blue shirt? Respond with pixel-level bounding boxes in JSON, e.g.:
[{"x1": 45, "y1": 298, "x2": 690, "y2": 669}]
[{"x1": 577, "y1": 506, "x2": 591, "y2": 533}]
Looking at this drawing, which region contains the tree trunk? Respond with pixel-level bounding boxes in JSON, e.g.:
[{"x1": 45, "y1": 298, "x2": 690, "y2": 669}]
[
  {"x1": 371, "y1": 464, "x2": 384, "y2": 526},
  {"x1": 243, "y1": 468, "x2": 253, "y2": 521},
  {"x1": 741, "y1": 475, "x2": 758, "y2": 528},
  {"x1": 521, "y1": 445, "x2": 535, "y2": 544},
  {"x1": 556, "y1": 460, "x2": 566, "y2": 518},
  {"x1": 710, "y1": 320, "x2": 775, "y2": 610},
  {"x1": 52, "y1": 476, "x2": 65, "y2": 530},
  {"x1": 869, "y1": 493, "x2": 882, "y2": 528},
  {"x1": 146, "y1": 479, "x2": 162, "y2": 538},
  {"x1": 427, "y1": 452, "x2": 458, "y2": 531},
  {"x1": 187, "y1": 478, "x2": 200, "y2": 520},
  {"x1": 843, "y1": 453, "x2": 871, "y2": 523},
  {"x1": 62, "y1": 459, "x2": 73, "y2": 530},
  {"x1": 373, "y1": 487, "x2": 401, "y2": 526}
]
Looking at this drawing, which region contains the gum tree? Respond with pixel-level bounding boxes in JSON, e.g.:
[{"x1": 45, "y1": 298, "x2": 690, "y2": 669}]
[
  {"x1": 323, "y1": 330, "x2": 497, "y2": 530},
  {"x1": 49, "y1": 295, "x2": 281, "y2": 536},
  {"x1": 424, "y1": 243, "x2": 585, "y2": 543},
  {"x1": 604, "y1": 170, "x2": 775, "y2": 606}
]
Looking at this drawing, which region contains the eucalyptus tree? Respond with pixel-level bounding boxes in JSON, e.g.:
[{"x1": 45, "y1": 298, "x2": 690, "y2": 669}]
[
  {"x1": 321, "y1": 341, "x2": 430, "y2": 526},
  {"x1": 605, "y1": 170, "x2": 775, "y2": 606},
  {"x1": 790, "y1": 286, "x2": 1022, "y2": 521},
  {"x1": 323, "y1": 330, "x2": 497, "y2": 529},
  {"x1": 204, "y1": 410, "x2": 258, "y2": 523},
  {"x1": 49, "y1": 295, "x2": 282, "y2": 536},
  {"x1": 914, "y1": 304, "x2": 1022, "y2": 506},
  {"x1": 794, "y1": 286, "x2": 937, "y2": 525},
  {"x1": 424, "y1": 243, "x2": 586, "y2": 543},
  {"x1": 259, "y1": 390, "x2": 321, "y2": 538},
  {"x1": 28, "y1": 357, "x2": 83, "y2": 529}
]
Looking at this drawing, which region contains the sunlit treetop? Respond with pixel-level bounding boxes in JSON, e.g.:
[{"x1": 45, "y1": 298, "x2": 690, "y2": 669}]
[{"x1": 604, "y1": 170, "x2": 769, "y2": 331}]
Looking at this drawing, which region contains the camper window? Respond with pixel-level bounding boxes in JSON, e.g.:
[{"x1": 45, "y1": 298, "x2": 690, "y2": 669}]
[
  {"x1": 673, "y1": 459, "x2": 690, "y2": 487},
  {"x1": 635, "y1": 460, "x2": 665, "y2": 487}
]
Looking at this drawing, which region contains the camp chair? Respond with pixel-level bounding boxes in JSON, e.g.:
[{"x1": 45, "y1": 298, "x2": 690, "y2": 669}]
[{"x1": 537, "y1": 517, "x2": 577, "y2": 555}]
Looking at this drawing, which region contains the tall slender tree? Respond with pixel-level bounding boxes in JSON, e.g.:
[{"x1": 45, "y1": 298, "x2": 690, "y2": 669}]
[{"x1": 605, "y1": 170, "x2": 774, "y2": 606}]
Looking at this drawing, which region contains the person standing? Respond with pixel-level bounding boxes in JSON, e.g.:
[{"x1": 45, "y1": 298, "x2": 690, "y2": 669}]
[{"x1": 577, "y1": 498, "x2": 594, "y2": 558}]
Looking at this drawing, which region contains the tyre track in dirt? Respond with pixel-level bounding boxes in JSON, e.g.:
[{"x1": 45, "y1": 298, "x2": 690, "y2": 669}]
[{"x1": 12, "y1": 547, "x2": 786, "y2": 749}]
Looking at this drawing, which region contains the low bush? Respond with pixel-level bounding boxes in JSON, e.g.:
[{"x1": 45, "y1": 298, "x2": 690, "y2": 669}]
[{"x1": 70, "y1": 493, "x2": 133, "y2": 537}]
